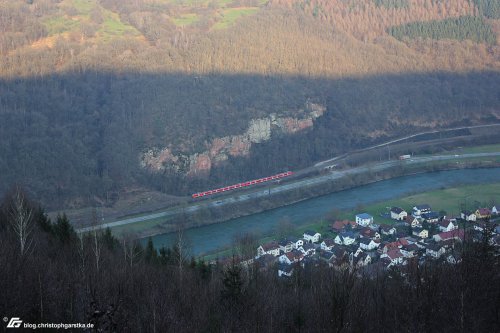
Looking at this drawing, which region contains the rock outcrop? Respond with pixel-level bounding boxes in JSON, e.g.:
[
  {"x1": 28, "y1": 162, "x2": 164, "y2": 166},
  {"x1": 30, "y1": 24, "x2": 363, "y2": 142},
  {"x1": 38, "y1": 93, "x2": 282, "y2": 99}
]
[{"x1": 141, "y1": 102, "x2": 326, "y2": 176}]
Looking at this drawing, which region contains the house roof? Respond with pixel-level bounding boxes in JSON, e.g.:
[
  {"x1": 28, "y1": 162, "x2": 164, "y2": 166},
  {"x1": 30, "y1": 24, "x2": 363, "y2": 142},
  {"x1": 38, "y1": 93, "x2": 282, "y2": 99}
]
[
  {"x1": 332, "y1": 247, "x2": 347, "y2": 259},
  {"x1": 278, "y1": 239, "x2": 294, "y2": 246},
  {"x1": 436, "y1": 229, "x2": 465, "y2": 241},
  {"x1": 278, "y1": 264, "x2": 294, "y2": 273},
  {"x1": 338, "y1": 231, "x2": 358, "y2": 239},
  {"x1": 414, "y1": 204, "x2": 431, "y2": 210},
  {"x1": 255, "y1": 254, "x2": 276, "y2": 266},
  {"x1": 386, "y1": 249, "x2": 403, "y2": 260},
  {"x1": 356, "y1": 213, "x2": 373, "y2": 219},
  {"x1": 320, "y1": 251, "x2": 335, "y2": 261},
  {"x1": 301, "y1": 243, "x2": 315, "y2": 250},
  {"x1": 476, "y1": 208, "x2": 491, "y2": 215},
  {"x1": 360, "y1": 227, "x2": 376, "y2": 237},
  {"x1": 438, "y1": 219, "x2": 454, "y2": 228},
  {"x1": 261, "y1": 241, "x2": 279, "y2": 251},
  {"x1": 405, "y1": 215, "x2": 419, "y2": 223},
  {"x1": 426, "y1": 243, "x2": 444, "y2": 252},
  {"x1": 401, "y1": 244, "x2": 419, "y2": 252},
  {"x1": 355, "y1": 252, "x2": 370, "y2": 263},
  {"x1": 304, "y1": 230, "x2": 319, "y2": 237},
  {"x1": 421, "y1": 212, "x2": 440, "y2": 219},
  {"x1": 391, "y1": 207, "x2": 405, "y2": 214},
  {"x1": 322, "y1": 238, "x2": 335, "y2": 247},
  {"x1": 381, "y1": 225, "x2": 395, "y2": 232},
  {"x1": 286, "y1": 250, "x2": 304, "y2": 261},
  {"x1": 359, "y1": 238, "x2": 372, "y2": 245},
  {"x1": 331, "y1": 220, "x2": 356, "y2": 231}
]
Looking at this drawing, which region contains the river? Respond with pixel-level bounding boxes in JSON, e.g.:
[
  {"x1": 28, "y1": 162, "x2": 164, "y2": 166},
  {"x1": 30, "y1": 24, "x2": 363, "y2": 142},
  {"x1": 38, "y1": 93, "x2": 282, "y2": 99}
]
[{"x1": 148, "y1": 168, "x2": 500, "y2": 256}]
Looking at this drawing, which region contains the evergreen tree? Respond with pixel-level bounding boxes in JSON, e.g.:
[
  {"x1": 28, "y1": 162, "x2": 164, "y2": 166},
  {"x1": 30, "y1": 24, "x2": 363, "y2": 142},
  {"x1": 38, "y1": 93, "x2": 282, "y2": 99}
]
[
  {"x1": 144, "y1": 237, "x2": 158, "y2": 264},
  {"x1": 52, "y1": 213, "x2": 75, "y2": 244},
  {"x1": 221, "y1": 257, "x2": 244, "y2": 304}
]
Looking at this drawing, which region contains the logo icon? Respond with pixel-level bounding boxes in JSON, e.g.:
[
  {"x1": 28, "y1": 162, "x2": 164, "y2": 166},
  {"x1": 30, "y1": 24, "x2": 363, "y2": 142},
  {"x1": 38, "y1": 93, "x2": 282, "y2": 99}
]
[{"x1": 6, "y1": 318, "x2": 22, "y2": 328}]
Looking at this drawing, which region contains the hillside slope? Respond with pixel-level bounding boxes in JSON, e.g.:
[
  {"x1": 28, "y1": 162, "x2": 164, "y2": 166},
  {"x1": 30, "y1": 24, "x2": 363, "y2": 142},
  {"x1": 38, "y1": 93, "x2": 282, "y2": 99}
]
[{"x1": 0, "y1": 0, "x2": 499, "y2": 208}]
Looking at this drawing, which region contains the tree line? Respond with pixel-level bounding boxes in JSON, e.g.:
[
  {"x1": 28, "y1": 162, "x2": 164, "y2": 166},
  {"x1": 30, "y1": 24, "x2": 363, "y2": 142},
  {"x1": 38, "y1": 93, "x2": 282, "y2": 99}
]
[{"x1": 389, "y1": 15, "x2": 496, "y2": 44}]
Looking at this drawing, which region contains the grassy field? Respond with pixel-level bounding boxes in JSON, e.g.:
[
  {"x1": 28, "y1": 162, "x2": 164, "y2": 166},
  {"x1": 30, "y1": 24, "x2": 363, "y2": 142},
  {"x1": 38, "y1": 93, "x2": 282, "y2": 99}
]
[
  {"x1": 295, "y1": 182, "x2": 499, "y2": 238},
  {"x1": 110, "y1": 216, "x2": 173, "y2": 237},
  {"x1": 213, "y1": 7, "x2": 260, "y2": 29},
  {"x1": 98, "y1": 12, "x2": 140, "y2": 40},
  {"x1": 172, "y1": 13, "x2": 200, "y2": 26},
  {"x1": 443, "y1": 143, "x2": 500, "y2": 155},
  {"x1": 43, "y1": 0, "x2": 140, "y2": 39}
]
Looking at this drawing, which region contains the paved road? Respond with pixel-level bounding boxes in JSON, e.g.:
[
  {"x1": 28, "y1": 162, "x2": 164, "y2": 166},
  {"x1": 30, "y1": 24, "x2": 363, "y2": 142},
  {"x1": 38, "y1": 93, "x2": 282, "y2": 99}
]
[{"x1": 77, "y1": 151, "x2": 500, "y2": 233}]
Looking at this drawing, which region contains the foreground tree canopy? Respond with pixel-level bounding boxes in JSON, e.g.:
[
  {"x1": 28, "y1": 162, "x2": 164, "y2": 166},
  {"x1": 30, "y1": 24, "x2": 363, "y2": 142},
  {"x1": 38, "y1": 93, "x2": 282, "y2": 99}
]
[{"x1": 0, "y1": 190, "x2": 498, "y2": 332}]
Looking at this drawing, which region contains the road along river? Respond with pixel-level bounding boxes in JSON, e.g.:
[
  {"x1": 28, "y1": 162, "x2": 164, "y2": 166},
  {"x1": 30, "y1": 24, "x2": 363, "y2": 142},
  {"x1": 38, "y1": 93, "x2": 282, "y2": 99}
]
[{"x1": 148, "y1": 168, "x2": 500, "y2": 256}]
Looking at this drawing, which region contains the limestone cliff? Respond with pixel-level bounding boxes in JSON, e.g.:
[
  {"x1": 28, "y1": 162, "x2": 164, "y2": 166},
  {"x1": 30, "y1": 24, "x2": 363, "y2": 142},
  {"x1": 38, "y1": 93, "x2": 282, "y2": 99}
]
[{"x1": 141, "y1": 102, "x2": 326, "y2": 176}]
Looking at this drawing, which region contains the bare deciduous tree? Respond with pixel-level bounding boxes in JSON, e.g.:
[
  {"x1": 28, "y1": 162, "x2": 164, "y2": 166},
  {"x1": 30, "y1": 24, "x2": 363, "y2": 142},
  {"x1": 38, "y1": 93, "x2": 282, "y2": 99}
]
[{"x1": 9, "y1": 187, "x2": 34, "y2": 256}]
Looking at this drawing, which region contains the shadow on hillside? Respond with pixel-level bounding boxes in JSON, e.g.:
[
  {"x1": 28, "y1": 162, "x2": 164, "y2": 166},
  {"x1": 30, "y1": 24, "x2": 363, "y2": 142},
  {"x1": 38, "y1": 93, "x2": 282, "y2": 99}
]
[{"x1": 0, "y1": 70, "x2": 499, "y2": 208}]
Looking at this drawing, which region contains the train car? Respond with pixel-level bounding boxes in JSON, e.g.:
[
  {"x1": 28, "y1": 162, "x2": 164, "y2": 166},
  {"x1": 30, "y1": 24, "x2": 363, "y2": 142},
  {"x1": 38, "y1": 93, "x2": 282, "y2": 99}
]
[{"x1": 191, "y1": 171, "x2": 294, "y2": 198}]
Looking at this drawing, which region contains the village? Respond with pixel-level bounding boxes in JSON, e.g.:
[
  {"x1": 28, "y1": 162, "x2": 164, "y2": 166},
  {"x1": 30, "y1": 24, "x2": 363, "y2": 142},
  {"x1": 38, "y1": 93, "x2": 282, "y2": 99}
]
[{"x1": 249, "y1": 203, "x2": 500, "y2": 277}]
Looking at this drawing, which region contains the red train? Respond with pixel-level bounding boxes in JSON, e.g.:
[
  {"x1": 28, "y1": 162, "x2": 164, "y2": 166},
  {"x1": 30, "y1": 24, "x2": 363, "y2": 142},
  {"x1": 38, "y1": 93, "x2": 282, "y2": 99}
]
[{"x1": 191, "y1": 171, "x2": 294, "y2": 198}]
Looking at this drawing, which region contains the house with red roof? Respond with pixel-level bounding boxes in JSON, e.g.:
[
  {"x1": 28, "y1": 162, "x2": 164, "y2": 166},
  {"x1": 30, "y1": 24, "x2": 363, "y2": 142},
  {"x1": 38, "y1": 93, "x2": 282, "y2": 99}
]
[
  {"x1": 475, "y1": 208, "x2": 491, "y2": 220},
  {"x1": 331, "y1": 220, "x2": 356, "y2": 232},
  {"x1": 257, "y1": 241, "x2": 280, "y2": 257},
  {"x1": 279, "y1": 250, "x2": 304, "y2": 265},
  {"x1": 438, "y1": 219, "x2": 458, "y2": 232},
  {"x1": 359, "y1": 227, "x2": 380, "y2": 239},
  {"x1": 381, "y1": 249, "x2": 404, "y2": 265},
  {"x1": 432, "y1": 229, "x2": 465, "y2": 242}
]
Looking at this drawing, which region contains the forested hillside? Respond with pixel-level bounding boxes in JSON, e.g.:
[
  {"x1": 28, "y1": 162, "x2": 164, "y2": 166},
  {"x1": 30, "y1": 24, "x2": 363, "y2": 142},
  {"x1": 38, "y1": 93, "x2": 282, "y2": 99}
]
[{"x1": 0, "y1": 0, "x2": 499, "y2": 209}]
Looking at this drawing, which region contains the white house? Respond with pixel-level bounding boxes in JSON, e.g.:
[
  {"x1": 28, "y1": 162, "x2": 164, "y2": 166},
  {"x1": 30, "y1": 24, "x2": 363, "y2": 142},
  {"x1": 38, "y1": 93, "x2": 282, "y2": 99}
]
[
  {"x1": 438, "y1": 219, "x2": 458, "y2": 232},
  {"x1": 278, "y1": 250, "x2": 303, "y2": 265},
  {"x1": 380, "y1": 225, "x2": 396, "y2": 236},
  {"x1": 412, "y1": 227, "x2": 429, "y2": 239},
  {"x1": 278, "y1": 239, "x2": 295, "y2": 253},
  {"x1": 303, "y1": 230, "x2": 321, "y2": 243},
  {"x1": 359, "y1": 238, "x2": 380, "y2": 251},
  {"x1": 421, "y1": 212, "x2": 440, "y2": 223},
  {"x1": 355, "y1": 213, "x2": 373, "y2": 227},
  {"x1": 320, "y1": 239, "x2": 335, "y2": 251},
  {"x1": 298, "y1": 243, "x2": 316, "y2": 256},
  {"x1": 406, "y1": 216, "x2": 421, "y2": 228},
  {"x1": 381, "y1": 249, "x2": 404, "y2": 265},
  {"x1": 400, "y1": 244, "x2": 419, "y2": 258},
  {"x1": 257, "y1": 241, "x2": 280, "y2": 257},
  {"x1": 334, "y1": 231, "x2": 357, "y2": 246},
  {"x1": 426, "y1": 243, "x2": 445, "y2": 258},
  {"x1": 412, "y1": 204, "x2": 431, "y2": 217},
  {"x1": 278, "y1": 264, "x2": 294, "y2": 277},
  {"x1": 354, "y1": 252, "x2": 371, "y2": 267},
  {"x1": 461, "y1": 211, "x2": 476, "y2": 222},
  {"x1": 290, "y1": 237, "x2": 304, "y2": 249},
  {"x1": 390, "y1": 207, "x2": 407, "y2": 221},
  {"x1": 492, "y1": 204, "x2": 499, "y2": 215}
]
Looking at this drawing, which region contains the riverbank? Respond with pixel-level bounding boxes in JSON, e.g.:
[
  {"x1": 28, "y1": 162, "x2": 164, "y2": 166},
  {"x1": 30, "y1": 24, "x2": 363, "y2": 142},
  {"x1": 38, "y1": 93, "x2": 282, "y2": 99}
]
[
  {"x1": 147, "y1": 167, "x2": 500, "y2": 256},
  {"x1": 116, "y1": 154, "x2": 500, "y2": 238}
]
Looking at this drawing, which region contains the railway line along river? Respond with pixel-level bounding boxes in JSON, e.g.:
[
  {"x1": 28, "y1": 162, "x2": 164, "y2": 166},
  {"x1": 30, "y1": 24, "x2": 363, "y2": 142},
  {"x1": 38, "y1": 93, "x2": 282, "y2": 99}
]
[{"x1": 147, "y1": 168, "x2": 500, "y2": 256}]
